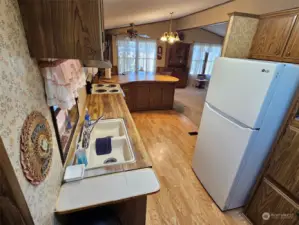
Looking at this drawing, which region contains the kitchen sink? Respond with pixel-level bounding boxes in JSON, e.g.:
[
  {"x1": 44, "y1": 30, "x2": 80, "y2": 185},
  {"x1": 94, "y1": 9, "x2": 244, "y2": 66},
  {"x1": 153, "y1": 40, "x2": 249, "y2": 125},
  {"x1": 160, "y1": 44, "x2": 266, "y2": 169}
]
[{"x1": 85, "y1": 118, "x2": 135, "y2": 169}]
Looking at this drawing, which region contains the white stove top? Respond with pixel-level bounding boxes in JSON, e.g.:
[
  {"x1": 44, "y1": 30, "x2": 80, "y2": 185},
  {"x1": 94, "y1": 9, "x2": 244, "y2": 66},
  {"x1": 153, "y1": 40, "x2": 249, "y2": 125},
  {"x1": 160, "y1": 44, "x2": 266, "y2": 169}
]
[{"x1": 92, "y1": 84, "x2": 122, "y2": 95}]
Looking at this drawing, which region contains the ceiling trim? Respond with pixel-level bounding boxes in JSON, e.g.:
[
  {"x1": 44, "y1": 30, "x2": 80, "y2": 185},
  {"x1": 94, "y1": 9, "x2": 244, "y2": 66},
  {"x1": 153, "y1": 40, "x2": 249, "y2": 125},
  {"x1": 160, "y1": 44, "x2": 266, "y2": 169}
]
[
  {"x1": 105, "y1": 0, "x2": 234, "y2": 31},
  {"x1": 178, "y1": 0, "x2": 234, "y2": 20}
]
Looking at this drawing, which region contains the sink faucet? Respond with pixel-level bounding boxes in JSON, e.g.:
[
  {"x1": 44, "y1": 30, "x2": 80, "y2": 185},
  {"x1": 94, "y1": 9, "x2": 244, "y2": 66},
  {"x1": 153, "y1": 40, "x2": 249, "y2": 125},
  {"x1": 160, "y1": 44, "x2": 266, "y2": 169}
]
[{"x1": 82, "y1": 115, "x2": 104, "y2": 149}]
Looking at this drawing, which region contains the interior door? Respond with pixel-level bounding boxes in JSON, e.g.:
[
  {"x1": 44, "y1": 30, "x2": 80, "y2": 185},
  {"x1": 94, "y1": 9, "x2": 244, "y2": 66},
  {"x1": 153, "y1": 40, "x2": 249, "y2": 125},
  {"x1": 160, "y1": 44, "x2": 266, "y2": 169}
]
[
  {"x1": 192, "y1": 103, "x2": 256, "y2": 210},
  {"x1": 0, "y1": 137, "x2": 34, "y2": 225},
  {"x1": 206, "y1": 57, "x2": 280, "y2": 128}
]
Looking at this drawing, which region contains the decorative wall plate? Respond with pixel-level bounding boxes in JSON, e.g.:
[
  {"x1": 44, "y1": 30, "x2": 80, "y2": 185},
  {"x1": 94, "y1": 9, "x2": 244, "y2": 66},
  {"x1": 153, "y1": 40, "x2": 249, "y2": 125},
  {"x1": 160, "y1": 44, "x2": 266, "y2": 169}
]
[{"x1": 20, "y1": 111, "x2": 53, "y2": 185}]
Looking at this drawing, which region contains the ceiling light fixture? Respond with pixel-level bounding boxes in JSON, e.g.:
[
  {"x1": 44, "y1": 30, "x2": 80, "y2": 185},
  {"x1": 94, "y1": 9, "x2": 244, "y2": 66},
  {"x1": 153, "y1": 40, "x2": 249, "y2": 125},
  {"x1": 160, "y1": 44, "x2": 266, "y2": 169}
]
[{"x1": 160, "y1": 12, "x2": 180, "y2": 44}]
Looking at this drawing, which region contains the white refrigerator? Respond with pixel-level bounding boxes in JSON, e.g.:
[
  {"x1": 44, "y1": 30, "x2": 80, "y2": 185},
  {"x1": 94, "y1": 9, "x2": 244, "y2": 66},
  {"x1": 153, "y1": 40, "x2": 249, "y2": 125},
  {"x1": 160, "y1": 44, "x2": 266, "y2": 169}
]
[{"x1": 192, "y1": 57, "x2": 299, "y2": 211}]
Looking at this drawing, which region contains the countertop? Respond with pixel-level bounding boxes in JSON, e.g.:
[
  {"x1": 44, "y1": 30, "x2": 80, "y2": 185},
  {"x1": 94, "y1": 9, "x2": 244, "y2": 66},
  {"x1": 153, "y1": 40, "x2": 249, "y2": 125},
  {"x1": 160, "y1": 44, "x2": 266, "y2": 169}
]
[
  {"x1": 81, "y1": 94, "x2": 152, "y2": 178},
  {"x1": 93, "y1": 72, "x2": 179, "y2": 84},
  {"x1": 56, "y1": 168, "x2": 159, "y2": 214}
]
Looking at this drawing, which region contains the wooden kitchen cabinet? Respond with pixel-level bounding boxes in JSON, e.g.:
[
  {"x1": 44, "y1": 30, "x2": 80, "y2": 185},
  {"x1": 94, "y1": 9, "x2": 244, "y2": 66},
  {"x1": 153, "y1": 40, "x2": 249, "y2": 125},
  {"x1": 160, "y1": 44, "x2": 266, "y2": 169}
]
[
  {"x1": 121, "y1": 83, "x2": 135, "y2": 111},
  {"x1": 250, "y1": 13, "x2": 297, "y2": 59},
  {"x1": 164, "y1": 42, "x2": 190, "y2": 88},
  {"x1": 18, "y1": 0, "x2": 105, "y2": 60},
  {"x1": 265, "y1": 122, "x2": 299, "y2": 201},
  {"x1": 245, "y1": 93, "x2": 299, "y2": 225},
  {"x1": 283, "y1": 19, "x2": 299, "y2": 63},
  {"x1": 135, "y1": 84, "x2": 151, "y2": 111},
  {"x1": 246, "y1": 179, "x2": 299, "y2": 225},
  {"x1": 161, "y1": 84, "x2": 175, "y2": 109},
  {"x1": 121, "y1": 82, "x2": 176, "y2": 112}
]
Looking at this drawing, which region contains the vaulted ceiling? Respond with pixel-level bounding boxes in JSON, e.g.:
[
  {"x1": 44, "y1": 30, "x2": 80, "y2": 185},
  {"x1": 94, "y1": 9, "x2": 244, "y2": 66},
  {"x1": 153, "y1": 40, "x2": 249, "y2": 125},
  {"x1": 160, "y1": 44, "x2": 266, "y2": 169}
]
[{"x1": 103, "y1": 0, "x2": 231, "y2": 29}]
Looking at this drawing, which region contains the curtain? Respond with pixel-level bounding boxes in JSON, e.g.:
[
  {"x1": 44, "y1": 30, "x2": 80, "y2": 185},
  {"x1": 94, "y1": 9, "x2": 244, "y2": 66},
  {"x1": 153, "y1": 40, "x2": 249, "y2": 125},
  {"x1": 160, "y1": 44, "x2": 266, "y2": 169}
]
[
  {"x1": 189, "y1": 43, "x2": 222, "y2": 76},
  {"x1": 117, "y1": 36, "x2": 137, "y2": 74},
  {"x1": 117, "y1": 36, "x2": 157, "y2": 74},
  {"x1": 205, "y1": 44, "x2": 222, "y2": 74},
  {"x1": 137, "y1": 39, "x2": 157, "y2": 73}
]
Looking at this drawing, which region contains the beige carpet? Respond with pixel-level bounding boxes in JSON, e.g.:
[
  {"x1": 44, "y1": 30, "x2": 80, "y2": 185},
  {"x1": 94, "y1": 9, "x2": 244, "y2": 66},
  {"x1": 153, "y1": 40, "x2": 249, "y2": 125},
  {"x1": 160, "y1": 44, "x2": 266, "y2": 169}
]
[{"x1": 174, "y1": 86, "x2": 207, "y2": 127}]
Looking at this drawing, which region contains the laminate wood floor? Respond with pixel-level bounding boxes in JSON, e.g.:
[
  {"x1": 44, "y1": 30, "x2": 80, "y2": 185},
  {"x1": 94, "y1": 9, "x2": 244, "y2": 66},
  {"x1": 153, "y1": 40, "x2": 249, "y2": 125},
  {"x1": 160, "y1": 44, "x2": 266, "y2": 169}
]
[{"x1": 132, "y1": 111, "x2": 250, "y2": 225}]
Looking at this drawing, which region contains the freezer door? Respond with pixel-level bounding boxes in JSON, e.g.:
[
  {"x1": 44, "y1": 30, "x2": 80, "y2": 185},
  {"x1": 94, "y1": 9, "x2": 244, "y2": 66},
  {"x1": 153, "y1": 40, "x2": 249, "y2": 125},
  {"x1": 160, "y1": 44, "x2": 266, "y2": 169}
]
[
  {"x1": 192, "y1": 103, "x2": 257, "y2": 210},
  {"x1": 206, "y1": 57, "x2": 282, "y2": 129}
]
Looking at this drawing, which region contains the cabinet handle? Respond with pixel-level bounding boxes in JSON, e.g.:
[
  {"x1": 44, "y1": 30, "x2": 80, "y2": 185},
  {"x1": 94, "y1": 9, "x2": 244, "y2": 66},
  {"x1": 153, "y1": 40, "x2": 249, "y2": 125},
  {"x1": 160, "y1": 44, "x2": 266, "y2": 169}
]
[{"x1": 286, "y1": 52, "x2": 291, "y2": 57}]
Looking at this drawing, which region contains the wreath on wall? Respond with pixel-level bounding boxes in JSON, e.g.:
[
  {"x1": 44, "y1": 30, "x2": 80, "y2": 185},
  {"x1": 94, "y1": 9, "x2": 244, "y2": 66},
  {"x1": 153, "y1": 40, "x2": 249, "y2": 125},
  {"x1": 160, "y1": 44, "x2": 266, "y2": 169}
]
[{"x1": 20, "y1": 111, "x2": 53, "y2": 185}]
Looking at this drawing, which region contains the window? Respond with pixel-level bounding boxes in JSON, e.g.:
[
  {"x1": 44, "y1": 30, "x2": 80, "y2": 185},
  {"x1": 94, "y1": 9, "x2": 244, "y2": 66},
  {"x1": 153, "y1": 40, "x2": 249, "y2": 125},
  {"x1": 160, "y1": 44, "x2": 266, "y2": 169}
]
[
  {"x1": 189, "y1": 43, "x2": 222, "y2": 76},
  {"x1": 117, "y1": 36, "x2": 157, "y2": 74}
]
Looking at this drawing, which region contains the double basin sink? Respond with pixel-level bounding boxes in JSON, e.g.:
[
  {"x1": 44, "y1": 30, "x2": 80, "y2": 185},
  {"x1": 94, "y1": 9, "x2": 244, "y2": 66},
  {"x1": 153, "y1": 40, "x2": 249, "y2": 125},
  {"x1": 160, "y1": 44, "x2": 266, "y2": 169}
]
[{"x1": 85, "y1": 118, "x2": 136, "y2": 170}]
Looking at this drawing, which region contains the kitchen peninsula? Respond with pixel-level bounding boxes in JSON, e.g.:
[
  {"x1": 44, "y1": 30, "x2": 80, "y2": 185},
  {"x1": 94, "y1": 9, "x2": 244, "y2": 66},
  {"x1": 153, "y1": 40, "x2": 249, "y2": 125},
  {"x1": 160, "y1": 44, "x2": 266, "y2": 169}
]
[{"x1": 93, "y1": 72, "x2": 179, "y2": 111}]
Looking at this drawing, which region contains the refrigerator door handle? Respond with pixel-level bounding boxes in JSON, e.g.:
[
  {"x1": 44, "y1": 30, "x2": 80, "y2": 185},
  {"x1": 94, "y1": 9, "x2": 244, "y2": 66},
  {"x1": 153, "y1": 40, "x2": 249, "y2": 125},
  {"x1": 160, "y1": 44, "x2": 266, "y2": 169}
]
[{"x1": 206, "y1": 102, "x2": 257, "y2": 130}]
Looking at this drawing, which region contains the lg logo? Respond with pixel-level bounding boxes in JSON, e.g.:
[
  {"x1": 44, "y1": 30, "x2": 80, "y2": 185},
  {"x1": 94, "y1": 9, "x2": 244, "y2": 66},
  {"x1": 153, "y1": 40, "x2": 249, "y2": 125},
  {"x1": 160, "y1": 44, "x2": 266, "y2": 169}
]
[{"x1": 261, "y1": 69, "x2": 270, "y2": 73}]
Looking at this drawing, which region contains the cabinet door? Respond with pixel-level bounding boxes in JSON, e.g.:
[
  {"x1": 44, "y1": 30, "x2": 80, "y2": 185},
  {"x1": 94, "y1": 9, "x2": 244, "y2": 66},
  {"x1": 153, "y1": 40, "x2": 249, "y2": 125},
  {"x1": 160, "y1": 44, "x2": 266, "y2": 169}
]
[
  {"x1": 283, "y1": 19, "x2": 299, "y2": 62},
  {"x1": 250, "y1": 14, "x2": 297, "y2": 58},
  {"x1": 121, "y1": 84, "x2": 135, "y2": 111},
  {"x1": 246, "y1": 179, "x2": 299, "y2": 225},
  {"x1": 134, "y1": 84, "x2": 150, "y2": 111},
  {"x1": 167, "y1": 43, "x2": 190, "y2": 67},
  {"x1": 161, "y1": 84, "x2": 175, "y2": 109},
  {"x1": 19, "y1": 0, "x2": 103, "y2": 59},
  {"x1": 149, "y1": 85, "x2": 163, "y2": 109},
  {"x1": 266, "y1": 123, "x2": 299, "y2": 200}
]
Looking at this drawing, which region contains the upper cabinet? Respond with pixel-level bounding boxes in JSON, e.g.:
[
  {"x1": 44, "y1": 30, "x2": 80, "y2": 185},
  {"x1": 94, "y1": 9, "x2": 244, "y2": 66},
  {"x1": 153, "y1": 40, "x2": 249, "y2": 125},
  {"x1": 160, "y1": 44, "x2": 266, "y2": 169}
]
[
  {"x1": 284, "y1": 19, "x2": 299, "y2": 60},
  {"x1": 250, "y1": 9, "x2": 299, "y2": 63},
  {"x1": 18, "y1": 0, "x2": 105, "y2": 60}
]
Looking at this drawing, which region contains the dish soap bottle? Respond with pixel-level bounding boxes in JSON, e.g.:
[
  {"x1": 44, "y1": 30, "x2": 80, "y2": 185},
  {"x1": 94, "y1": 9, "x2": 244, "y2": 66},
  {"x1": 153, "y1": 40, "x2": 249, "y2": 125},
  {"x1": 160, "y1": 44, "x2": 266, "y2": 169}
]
[
  {"x1": 84, "y1": 108, "x2": 91, "y2": 128},
  {"x1": 76, "y1": 148, "x2": 88, "y2": 166}
]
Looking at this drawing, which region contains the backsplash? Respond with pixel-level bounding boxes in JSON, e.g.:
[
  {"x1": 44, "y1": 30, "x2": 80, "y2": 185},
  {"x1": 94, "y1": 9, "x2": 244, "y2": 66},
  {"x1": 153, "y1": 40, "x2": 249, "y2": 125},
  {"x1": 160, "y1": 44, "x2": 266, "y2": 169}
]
[{"x1": 0, "y1": 0, "x2": 63, "y2": 224}]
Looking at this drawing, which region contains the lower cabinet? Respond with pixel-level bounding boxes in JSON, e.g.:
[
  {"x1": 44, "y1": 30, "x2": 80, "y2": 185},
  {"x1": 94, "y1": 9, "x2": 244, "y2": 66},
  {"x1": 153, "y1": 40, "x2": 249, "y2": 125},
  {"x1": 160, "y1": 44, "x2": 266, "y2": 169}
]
[
  {"x1": 246, "y1": 179, "x2": 299, "y2": 225},
  {"x1": 121, "y1": 82, "x2": 175, "y2": 112},
  {"x1": 135, "y1": 84, "x2": 151, "y2": 111},
  {"x1": 245, "y1": 94, "x2": 299, "y2": 225}
]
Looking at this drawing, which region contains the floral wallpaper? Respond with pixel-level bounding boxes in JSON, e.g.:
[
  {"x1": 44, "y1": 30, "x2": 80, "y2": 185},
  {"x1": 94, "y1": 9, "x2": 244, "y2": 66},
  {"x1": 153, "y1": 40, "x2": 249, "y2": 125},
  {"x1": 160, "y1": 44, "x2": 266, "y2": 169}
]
[
  {"x1": 222, "y1": 15, "x2": 259, "y2": 58},
  {"x1": 0, "y1": 0, "x2": 63, "y2": 224}
]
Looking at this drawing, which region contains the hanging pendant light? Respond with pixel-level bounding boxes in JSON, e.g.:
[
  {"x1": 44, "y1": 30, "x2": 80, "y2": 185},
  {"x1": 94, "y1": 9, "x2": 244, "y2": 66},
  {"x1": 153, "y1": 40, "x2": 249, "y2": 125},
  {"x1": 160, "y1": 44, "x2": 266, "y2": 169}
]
[{"x1": 160, "y1": 12, "x2": 180, "y2": 44}]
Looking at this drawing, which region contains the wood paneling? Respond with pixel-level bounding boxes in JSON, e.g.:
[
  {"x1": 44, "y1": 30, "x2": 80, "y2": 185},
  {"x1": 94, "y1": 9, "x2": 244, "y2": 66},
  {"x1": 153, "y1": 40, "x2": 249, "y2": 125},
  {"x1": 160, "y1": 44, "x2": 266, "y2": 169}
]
[
  {"x1": 0, "y1": 137, "x2": 34, "y2": 225},
  {"x1": 246, "y1": 179, "x2": 299, "y2": 225},
  {"x1": 18, "y1": 0, "x2": 104, "y2": 59},
  {"x1": 250, "y1": 14, "x2": 297, "y2": 58},
  {"x1": 283, "y1": 19, "x2": 299, "y2": 62}
]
